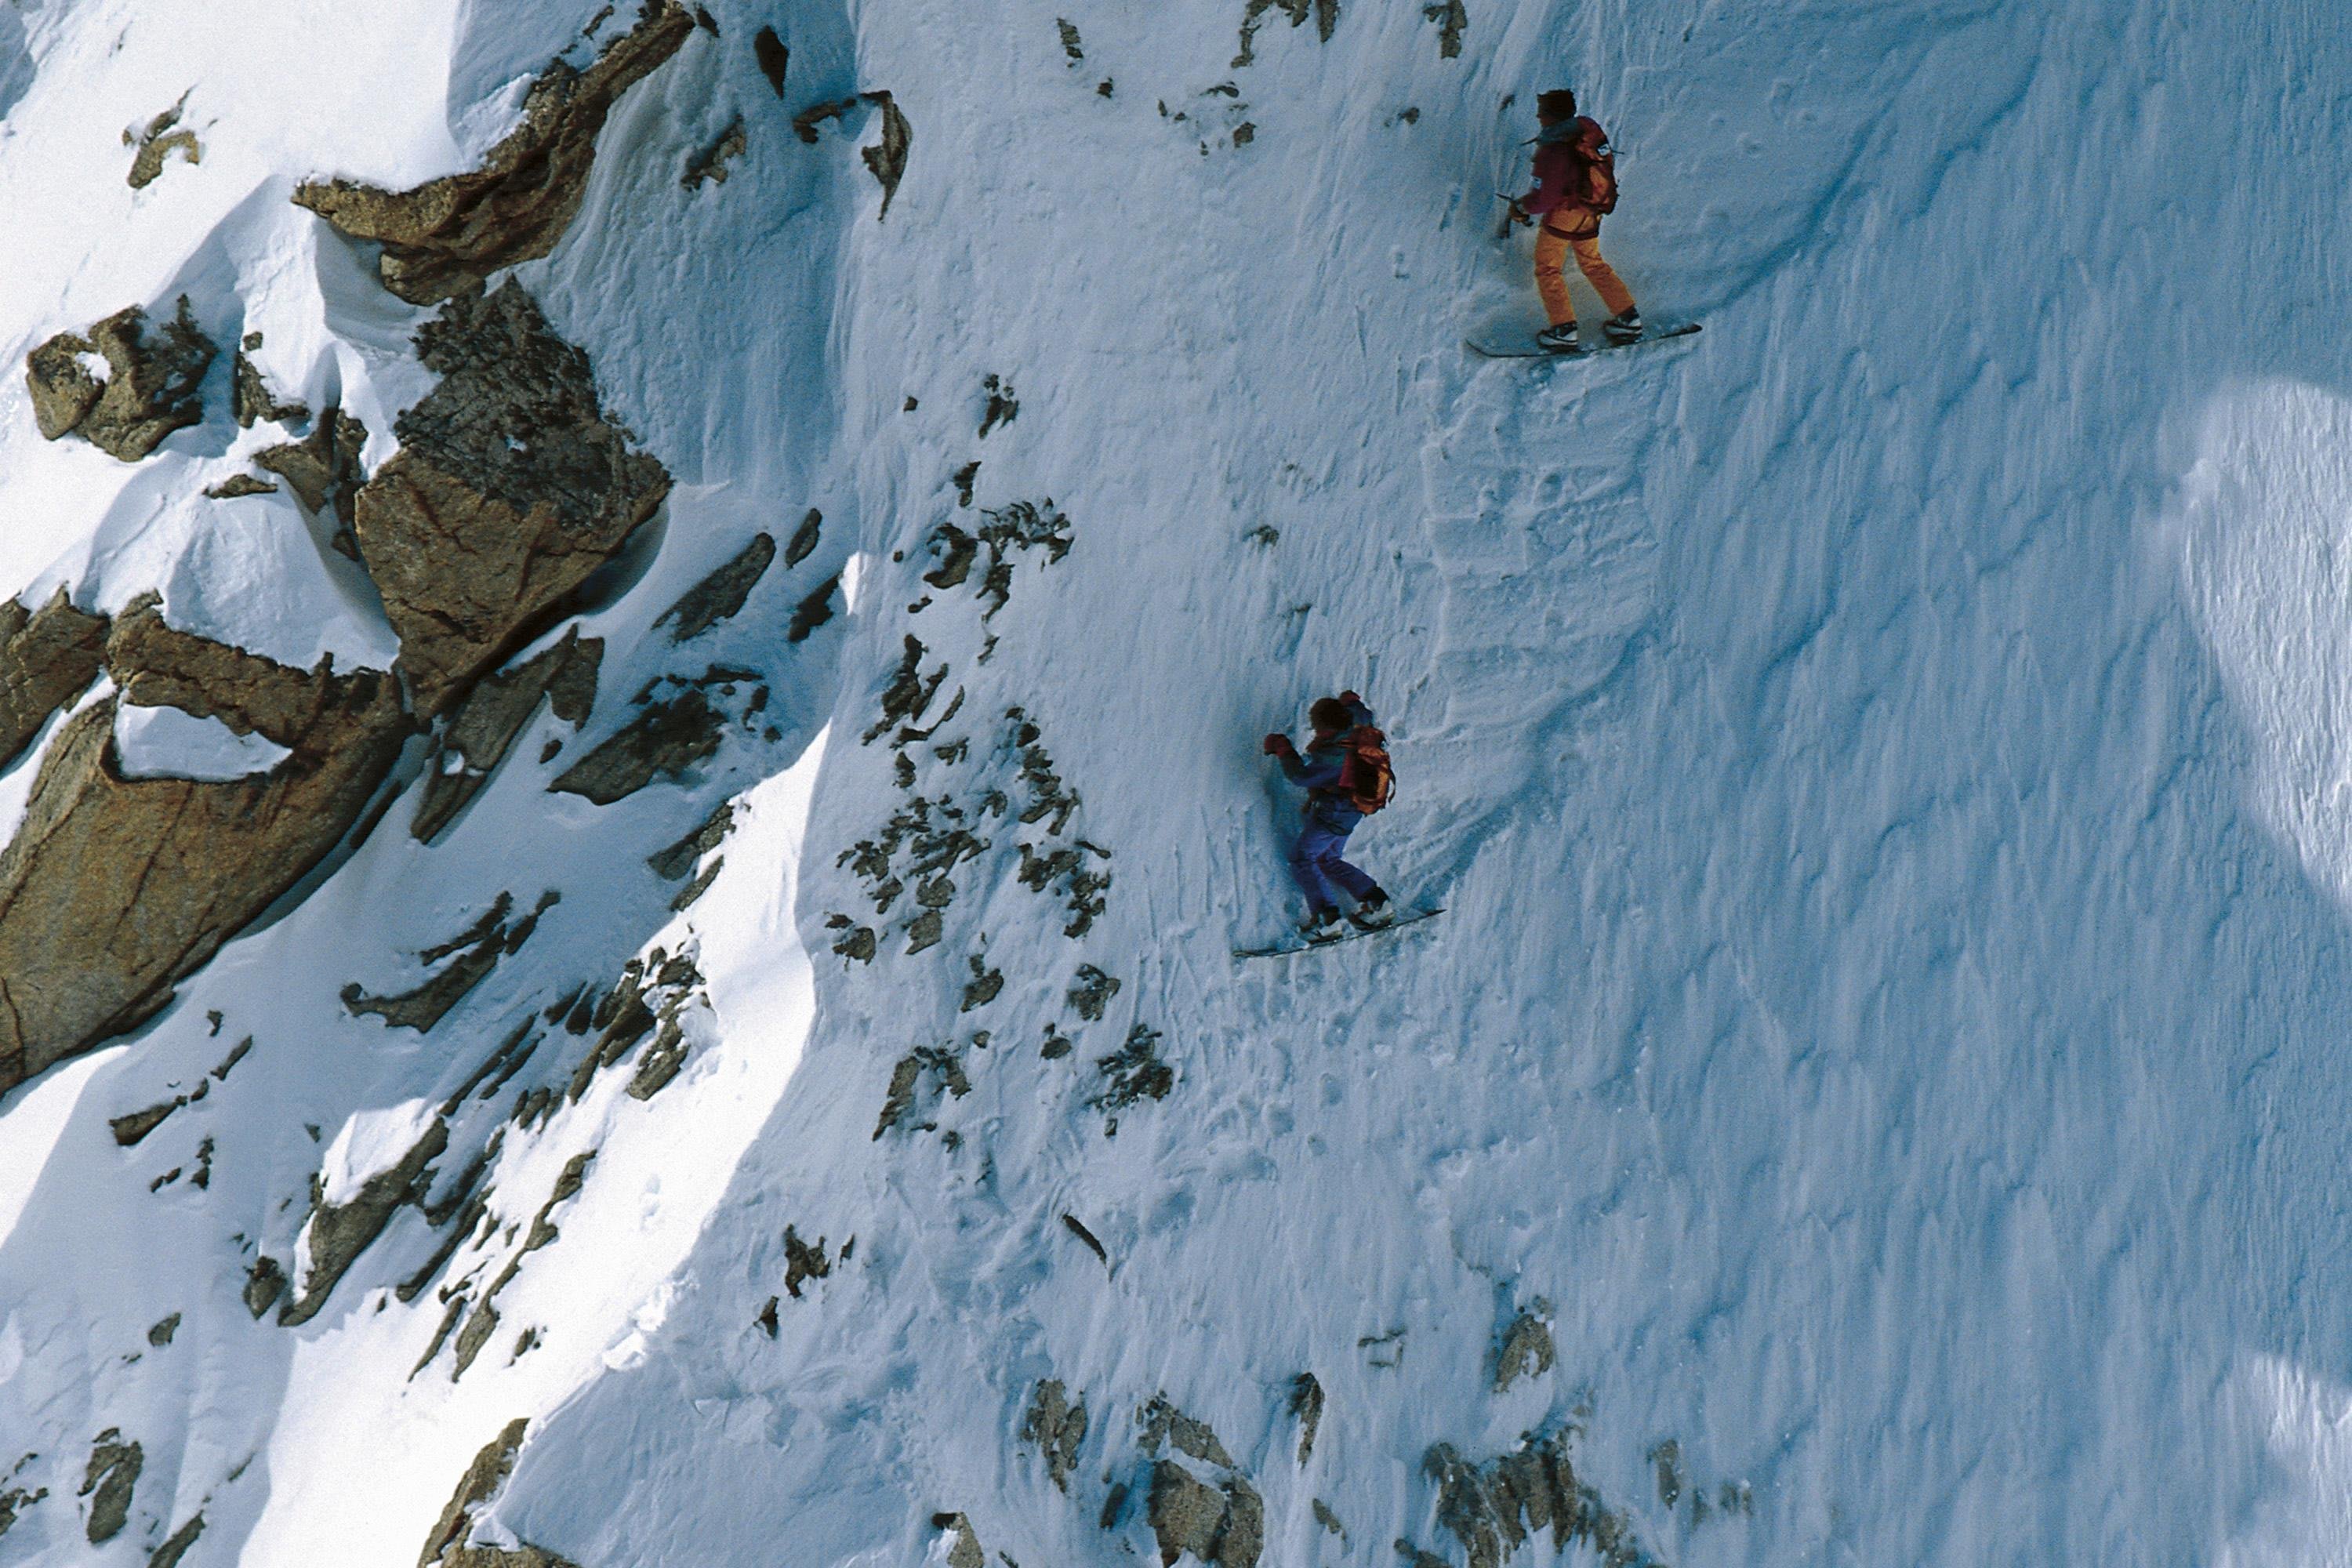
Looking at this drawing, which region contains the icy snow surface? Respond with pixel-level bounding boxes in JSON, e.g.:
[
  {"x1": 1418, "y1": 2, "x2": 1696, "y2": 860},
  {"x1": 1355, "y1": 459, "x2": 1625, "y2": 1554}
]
[
  {"x1": 1, "y1": 0, "x2": 2351, "y2": 1564},
  {"x1": 112, "y1": 702, "x2": 292, "y2": 782}
]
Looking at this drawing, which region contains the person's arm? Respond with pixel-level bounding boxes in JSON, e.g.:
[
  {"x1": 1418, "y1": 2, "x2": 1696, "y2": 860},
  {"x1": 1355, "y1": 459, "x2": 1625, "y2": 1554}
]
[
  {"x1": 1523, "y1": 145, "x2": 1570, "y2": 216},
  {"x1": 1340, "y1": 690, "x2": 1374, "y2": 729}
]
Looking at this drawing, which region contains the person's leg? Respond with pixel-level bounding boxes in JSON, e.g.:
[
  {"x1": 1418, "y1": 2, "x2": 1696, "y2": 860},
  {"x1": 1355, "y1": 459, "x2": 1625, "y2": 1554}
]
[
  {"x1": 1318, "y1": 838, "x2": 1379, "y2": 902},
  {"x1": 1570, "y1": 233, "x2": 1637, "y2": 318},
  {"x1": 1532, "y1": 225, "x2": 1574, "y2": 326},
  {"x1": 1288, "y1": 825, "x2": 1341, "y2": 912}
]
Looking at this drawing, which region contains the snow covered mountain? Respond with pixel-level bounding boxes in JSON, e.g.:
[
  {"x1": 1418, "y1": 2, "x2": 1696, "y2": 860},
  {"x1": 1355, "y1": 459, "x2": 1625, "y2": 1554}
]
[{"x1": 2, "y1": 0, "x2": 2351, "y2": 1563}]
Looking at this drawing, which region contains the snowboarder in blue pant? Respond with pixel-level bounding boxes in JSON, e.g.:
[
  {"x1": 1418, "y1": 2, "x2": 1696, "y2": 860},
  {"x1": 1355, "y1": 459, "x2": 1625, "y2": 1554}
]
[{"x1": 1263, "y1": 691, "x2": 1396, "y2": 938}]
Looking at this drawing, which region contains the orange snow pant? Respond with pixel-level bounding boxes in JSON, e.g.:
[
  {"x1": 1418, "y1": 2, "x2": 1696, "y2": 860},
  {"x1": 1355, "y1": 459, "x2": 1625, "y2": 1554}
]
[{"x1": 1534, "y1": 219, "x2": 1636, "y2": 325}]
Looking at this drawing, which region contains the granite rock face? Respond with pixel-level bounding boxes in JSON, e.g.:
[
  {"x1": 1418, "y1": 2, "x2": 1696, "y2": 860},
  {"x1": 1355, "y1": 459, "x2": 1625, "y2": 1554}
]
[
  {"x1": 292, "y1": 2, "x2": 695, "y2": 304},
  {"x1": 353, "y1": 281, "x2": 669, "y2": 715},
  {"x1": 24, "y1": 296, "x2": 216, "y2": 459},
  {"x1": 0, "y1": 598, "x2": 408, "y2": 1090},
  {"x1": 0, "y1": 589, "x2": 108, "y2": 771}
]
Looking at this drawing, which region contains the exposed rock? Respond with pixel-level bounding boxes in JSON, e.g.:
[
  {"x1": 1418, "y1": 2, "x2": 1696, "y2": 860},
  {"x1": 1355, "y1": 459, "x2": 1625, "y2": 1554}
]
[
  {"x1": 147, "y1": 1312, "x2": 181, "y2": 1346},
  {"x1": 343, "y1": 891, "x2": 559, "y2": 1030},
  {"x1": 413, "y1": 632, "x2": 603, "y2": 840},
  {"x1": 1234, "y1": 0, "x2": 1341, "y2": 67},
  {"x1": 978, "y1": 373, "x2": 1018, "y2": 437},
  {"x1": 1147, "y1": 1461, "x2": 1261, "y2": 1568},
  {"x1": 548, "y1": 689, "x2": 723, "y2": 804},
  {"x1": 205, "y1": 474, "x2": 278, "y2": 499},
  {"x1": 25, "y1": 296, "x2": 216, "y2": 460},
  {"x1": 243, "y1": 1255, "x2": 288, "y2": 1317},
  {"x1": 1140, "y1": 1396, "x2": 1234, "y2": 1469},
  {"x1": 784, "y1": 507, "x2": 821, "y2": 565},
  {"x1": 682, "y1": 118, "x2": 746, "y2": 188},
  {"x1": 871, "y1": 1046, "x2": 967, "y2": 1138},
  {"x1": 147, "y1": 1511, "x2": 205, "y2": 1568},
  {"x1": 782, "y1": 1224, "x2": 830, "y2": 1298},
  {"x1": 1289, "y1": 1373, "x2": 1324, "y2": 1462},
  {"x1": 0, "y1": 588, "x2": 108, "y2": 771},
  {"x1": 792, "y1": 96, "x2": 858, "y2": 143},
  {"x1": 231, "y1": 331, "x2": 310, "y2": 428},
  {"x1": 932, "y1": 1512, "x2": 985, "y2": 1568},
  {"x1": 1422, "y1": 1433, "x2": 1664, "y2": 1568},
  {"x1": 280, "y1": 1118, "x2": 450, "y2": 1326},
  {"x1": 110, "y1": 1098, "x2": 185, "y2": 1146},
  {"x1": 1422, "y1": 0, "x2": 1466, "y2": 57},
  {"x1": 1491, "y1": 1308, "x2": 1555, "y2": 1393},
  {"x1": 1315, "y1": 1500, "x2": 1346, "y2": 1541},
  {"x1": 125, "y1": 101, "x2": 201, "y2": 188},
  {"x1": 294, "y1": 2, "x2": 696, "y2": 303},
  {"x1": 1021, "y1": 1379, "x2": 1087, "y2": 1492},
  {"x1": 648, "y1": 800, "x2": 733, "y2": 880},
  {"x1": 659, "y1": 533, "x2": 775, "y2": 643},
  {"x1": 419, "y1": 1417, "x2": 528, "y2": 1567},
  {"x1": 0, "y1": 1485, "x2": 46, "y2": 1541},
  {"x1": 861, "y1": 91, "x2": 911, "y2": 216},
  {"x1": 253, "y1": 405, "x2": 367, "y2": 530},
  {"x1": 625, "y1": 1014, "x2": 690, "y2": 1098},
  {"x1": 1058, "y1": 18, "x2": 1084, "y2": 61},
  {"x1": 78, "y1": 1430, "x2": 141, "y2": 1544},
  {"x1": 753, "y1": 27, "x2": 789, "y2": 95},
  {"x1": 354, "y1": 282, "x2": 670, "y2": 713},
  {"x1": 1062, "y1": 1212, "x2": 1107, "y2": 1264},
  {"x1": 786, "y1": 576, "x2": 838, "y2": 642},
  {"x1": 448, "y1": 1152, "x2": 595, "y2": 1379},
  {"x1": 0, "y1": 601, "x2": 408, "y2": 1090},
  {"x1": 1089, "y1": 1022, "x2": 1173, "y2": 1128}
]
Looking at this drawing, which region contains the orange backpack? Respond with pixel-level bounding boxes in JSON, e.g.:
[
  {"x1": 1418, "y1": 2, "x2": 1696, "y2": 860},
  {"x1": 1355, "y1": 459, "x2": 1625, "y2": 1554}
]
[{"x1": 1338, "y1": 726, "x2": 1395, "y2": 814}]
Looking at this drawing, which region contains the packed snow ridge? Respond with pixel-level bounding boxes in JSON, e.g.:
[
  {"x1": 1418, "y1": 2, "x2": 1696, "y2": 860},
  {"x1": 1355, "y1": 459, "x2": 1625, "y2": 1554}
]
[{"x1": 2, "y1": 0, "x2": 2351, "y2": 1564}]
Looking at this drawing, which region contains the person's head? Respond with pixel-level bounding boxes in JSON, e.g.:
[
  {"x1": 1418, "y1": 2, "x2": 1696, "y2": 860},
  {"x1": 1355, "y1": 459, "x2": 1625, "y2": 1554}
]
[
  {"x1": 1308, "y1": 696, "x2": 1355, "y2": 735},
  {"x1": 1537, "y1": 88, "x2": 1577, "y2": 126}
]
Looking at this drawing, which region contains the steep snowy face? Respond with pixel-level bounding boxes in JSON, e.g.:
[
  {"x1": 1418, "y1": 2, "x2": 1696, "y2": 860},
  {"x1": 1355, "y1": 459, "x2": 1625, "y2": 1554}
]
[{"x1": 3, "y1": 0, "x2": 2352, "y2": 1564}]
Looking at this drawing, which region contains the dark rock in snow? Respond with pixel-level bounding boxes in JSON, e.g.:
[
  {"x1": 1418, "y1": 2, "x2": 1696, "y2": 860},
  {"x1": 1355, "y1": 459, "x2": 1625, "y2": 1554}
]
[
  {"x1": 78, "y1": 1431, "x2": 141, "y2": 1544},
  {"x1": 1021, "y1": 1378, "x2": 1087, "y2": 1491},
  {"x1": 1148, "y1": 1460, "x2": 1261, "y2": 1568},
  {"x1": 549, "y1": 688, "x2": 724, "y2": 804},
  {"x1": 147, "y1": 1510, "x2": 205, "y2": 1568},
  {"x1": 1491, "y1": 1307, "x2": 1555, "y2": 1392},
  {"x1": 125, "y1": 101, "x2": 201, "y2": 188},
  {"x1": 0, "y1": 587, "x2": 108, "y2": 771},
  {"x1": 682, "y1": 119, "x2": 747, "y2": 188},
  {"x1": 658, "y1": 532, "x2": 775, "y2": 642},
  {"x1": 253, "y1": 405, "x2": 367, "y2": 530},
  {"x1": 242, "y1": 1255, "x2": 288, "y2": 1317},
  {"x1": 412, "y1": 631, "x2": 603, "y2": 840},
  {"x1": 293, "y1": 2, "x2": 695, "y2": 303},
  {"x1": 861, "y1": 91, "x2": 911, "y2": 216},
  {"x1": 0, "y1": 598, "x2": 408, "y2": 1091},
  {"x1": 204, "y1": 474, "x2": 278, "y2": 499},
  {"x1": 342, "y1": 891, "x2": 558, "y2": 1031},
  {"x1": 280, "y1": 1118, "x2": 450, "y2": 1325},
  {"x1": 25, "y1": 296, "x2": 216, "y2": 460},
  {"x1": 231, "y1": 330, "x2": 310, "y2": 428},
  {"x1": 353, "y1": 282, "x2": 670, "y2": 714},
  {"x1": 753, "y1": 27, "x2": 789, "y2": 96}
]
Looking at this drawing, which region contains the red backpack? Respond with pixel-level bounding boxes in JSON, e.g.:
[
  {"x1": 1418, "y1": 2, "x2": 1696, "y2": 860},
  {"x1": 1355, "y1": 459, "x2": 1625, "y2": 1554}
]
[
  {"x1": 1338, "y1": 726, "x2": 1395, "y2": 814},
  {"x1": 1572, "y1": 117, "x2": 1620, "y2": 215}
]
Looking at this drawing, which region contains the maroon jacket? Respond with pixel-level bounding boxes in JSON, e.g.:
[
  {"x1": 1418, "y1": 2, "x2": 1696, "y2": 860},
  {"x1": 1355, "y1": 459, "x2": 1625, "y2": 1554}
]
[{"x1": 1523, "y1": 116, "x2": 1613, "y2": 224}]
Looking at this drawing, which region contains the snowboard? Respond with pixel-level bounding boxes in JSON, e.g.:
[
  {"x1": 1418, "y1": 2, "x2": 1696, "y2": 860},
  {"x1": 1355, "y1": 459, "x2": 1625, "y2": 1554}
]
[
  {"x1": 1233, "y1": 907, "x2": 1444, "y2": 960},
  {"x1": 1465, "y1": 321, "x2": 1702, "y2": 360}
]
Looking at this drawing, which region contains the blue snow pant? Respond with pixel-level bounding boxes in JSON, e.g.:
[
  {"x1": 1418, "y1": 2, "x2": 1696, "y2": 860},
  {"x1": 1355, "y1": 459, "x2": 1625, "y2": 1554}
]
[{"x1": 1288, "y1": 821, "x2": 1377, "y2": 913}]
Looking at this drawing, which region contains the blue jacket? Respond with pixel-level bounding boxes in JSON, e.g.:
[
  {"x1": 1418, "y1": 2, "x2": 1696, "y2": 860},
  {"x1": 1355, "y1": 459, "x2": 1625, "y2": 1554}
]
[{"x1": 1277, "y1": 698, "x2": 1374, "y2": 830}]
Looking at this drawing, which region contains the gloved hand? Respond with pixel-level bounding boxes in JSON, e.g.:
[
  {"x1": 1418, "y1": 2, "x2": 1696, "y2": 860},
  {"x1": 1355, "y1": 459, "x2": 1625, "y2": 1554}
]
[
  {"x1": 1508, "y1": 199, "x2": 1532, "y2": 227},
  {"x1": 1262, "y1": 733, "x2": 1294, "y2": 756}
]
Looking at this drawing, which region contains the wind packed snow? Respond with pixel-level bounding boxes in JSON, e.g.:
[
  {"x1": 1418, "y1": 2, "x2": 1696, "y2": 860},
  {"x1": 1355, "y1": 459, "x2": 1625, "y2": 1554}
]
[{"x1": 0, "y1": 0, "x2": 2350, "y2": 1565}]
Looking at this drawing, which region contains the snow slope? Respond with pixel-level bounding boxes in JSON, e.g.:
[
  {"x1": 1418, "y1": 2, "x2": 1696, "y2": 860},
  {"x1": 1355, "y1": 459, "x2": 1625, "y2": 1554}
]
[{"x1": 3, "y1": 0, "x2": 2352, "y2": 1564}]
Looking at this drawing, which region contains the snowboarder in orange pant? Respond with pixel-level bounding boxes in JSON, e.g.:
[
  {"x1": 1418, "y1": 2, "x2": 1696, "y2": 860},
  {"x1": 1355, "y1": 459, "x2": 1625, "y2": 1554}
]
[{"x1": 1508, "y1": 88, "x2": 1642, "y2": 354}]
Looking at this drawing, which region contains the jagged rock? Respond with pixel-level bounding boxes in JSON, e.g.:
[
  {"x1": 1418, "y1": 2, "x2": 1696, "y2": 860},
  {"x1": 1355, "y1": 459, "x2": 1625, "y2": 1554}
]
[
  {"x1": 782, "y1": 1224, "x2": 830, "y2": 1298},
  {"x1": 78, "y1": 1431, "x2": 141, "y2": 1544},
  {"x1": 659, "y1": 533, "x2": 775, "y2": 642},
  {"x1": 353, "y1": 281, "x2": 670, "y2": 713},
  {"x1": 1422, "y1": 1433, "x2": 1664, "y2": 1568},
  {"x1": 548, "y1": 689, "x2": 723, "y2": 804},
  {"x1": 243, "y1": 1255, "x2": 288, "y2": 1317},
  {"x1": 753, "y1": 26, "x2": 789, "y2": 94},
  {"x1": 1289, "y1": 1374, "x2": 1324, "y2": 1462},
  {"x1": 1147, "y1": 1461, "x2": 1261, "y2": 1568},
  {"x1": 147, "y1": 1511, "x2": 205, "y2": 1567},
  {"x1": 0, "y1": 1484, "x2": 46, "y2": 1541},
  {"x1": 1315, "y1": 1501, "x2": 1346, "y2": 1541},
  {"x1": 147, "y1": 1313, "x2": 180, "y2": 1346},
  {"x1": 786, "y1": 576, "x2": 838, "y2": 642},
  {"x1": 1021, "y1": 1379, "x2": 1087, "y2": 1492},
  {"x1": 0, "y1": 601, "x2": 408, "y2": 1090},
  {"x1": 232, "y1": 331, "x2": 310, "y2": 428},
  {"x1": 1423, "y1": 0, "x2": 1465, "y2": 56},
  {"x1": 648, "y1": 800, "x2": 733, "y2": 880},
  {"x1": 932, "y1": 1513, "x2": 985, "y2": 1568},
  {"x1": 125, "y1": 101, "x2": 201, "y2": 188},
  {"x1": 253, "y1": 405, "x2": 367, "y2": 529},
  {"x1": 294, "y1": 2, "x2": 695, "y2": 303},
  {"x1": 1089, "y1": 1022, "x2": 1173, "y2": 1127},
  {"x1": 281, "y1": 1119, "x2": 449, "y2": 1326},
  {"x1": 343, "y1": 891, "x2": 558, "y2": 1030},
  {"x1": 1058, "y1": 18, "x2": 1084, "y2": 61},
  {"x1": 1234, "y1": 0, "x2": 1341, "y2": 67},
  {"x1": 413, "y1": 631, "x2": 603, "y2": 840},
  {"x1": 205, "y1": 474, "x2": 278, "y2": 499},
  {"x1": 0, "y1": 588, "x2": 108, "y2": 771},
  {"x1": 109, "y1": 1098, "x2": 184, "y2": 1146},
  {"x1": 450, "y1": 1152, "x2": 595, "y2": 1379},
  {"x1": 862, "y1": 91, "x2": 911, "y2": 216},
  {"x1": 419, "y1": 1417, "x2": 529, "y2": 1566},
  {"x1": 1491, "y1": 1308, "x2": 1555, "y2": 1393},
  {"x1": 682, "y1": 119, "x2": 746, "y2": 188},
  {"x1": 1140, "y1": 1396, "x2": 1234, "y2": 1468},
  {"x1": 785, "y1": 507, "x2": 821, "y2": 565},
  {"x1": 25, "y1": 296, "x2": 216, "y2": 459}
]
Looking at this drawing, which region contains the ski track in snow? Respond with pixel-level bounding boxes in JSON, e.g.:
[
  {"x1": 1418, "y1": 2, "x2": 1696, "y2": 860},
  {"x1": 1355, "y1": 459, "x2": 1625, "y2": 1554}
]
[{"x1": 0, "y1": 0, "x2": 2349, "y2": 1564}]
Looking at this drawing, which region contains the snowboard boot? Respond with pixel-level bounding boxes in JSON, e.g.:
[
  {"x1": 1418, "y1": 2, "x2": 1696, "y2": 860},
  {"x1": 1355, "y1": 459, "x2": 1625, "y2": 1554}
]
[
  {"x1": 1602, "y1": 308, "x2": 1644, "y2": 346},
  {"x1": 1299, "y1": 906, "x2": 1343, "y2": 941},
  {"x1": 1348, "y1": 887, "x2": 1395, "y2": 930},
  {"x1": 1536, "y1": 321, "x2": 1581, "y2": 354}
]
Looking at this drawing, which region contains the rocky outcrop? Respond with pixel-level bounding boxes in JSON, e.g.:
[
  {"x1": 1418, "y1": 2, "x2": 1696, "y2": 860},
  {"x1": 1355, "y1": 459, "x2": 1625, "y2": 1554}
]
[
  {"x1": 547, "y1": 689, "x2": 722, "y2": 804},
  {"x1": 1491, "y1": 1307, "x2": 1555, "y2": 1393},
  {"x1": 293, "y1": 2, "x2": 695, "y2": 303},
  {"x1": 125, "y1": 102, "x2": 201, "y2": 189},
  {"x1": 78, "y1": 1431, "x2": 141, "y2": 1544},
  {"x1": 413, "y1": 631, "x2": 601, "y2": 840},
  {"x1": 343, "y1": 891, "x2": 559, "y2": 1030},
  {"x1": 656, "y1": 533, "x2": 774, "y2": 643},
  {"x1": 1022, "y1": 1379, "x2": 1087, "y2": 1492},
  {"x1": 281, "y1": 1118, "x2": 449, "y2": 1327},
  {"x1": 25, "y1": 297, "x2": 216, "y2": 460},
  {"x1": 231, "y1": 332, "x2": 310, "y2": 428},
  {"x1": 1421, "y1": 1434, "x2": 1664, "y2": 1568},
  {"x1": 0, "y1": 599, "x2": 408, "y2": 1091},
  {"x1": 253, "y1": 405, "x2": 367, "y2": 539},
  {"x1": 1148, "y1": 1461, "x2": 1262, "y2": 1568},
  {"x1": 352, "y1": 281, "x2": 669, "y2": 715},
  {"x1": 0, "y1": 589, "x2": 107, "y2": 771}
]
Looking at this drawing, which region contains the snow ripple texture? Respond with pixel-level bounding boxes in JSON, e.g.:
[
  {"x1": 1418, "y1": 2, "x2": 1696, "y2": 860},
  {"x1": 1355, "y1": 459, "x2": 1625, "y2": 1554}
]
[{"x1": 0, "y1": 0, "x2": 2349, "y2": 1564}]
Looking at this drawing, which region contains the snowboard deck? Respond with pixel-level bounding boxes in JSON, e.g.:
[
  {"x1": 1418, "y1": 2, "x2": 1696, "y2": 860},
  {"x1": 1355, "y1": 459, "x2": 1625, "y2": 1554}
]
[
  {"x1": 1465, "y1": 321, "x2": 1702, "y2": 360},
  {"x1": 1234, "y1": 907, "x2": 1445, "y2": 960}
]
